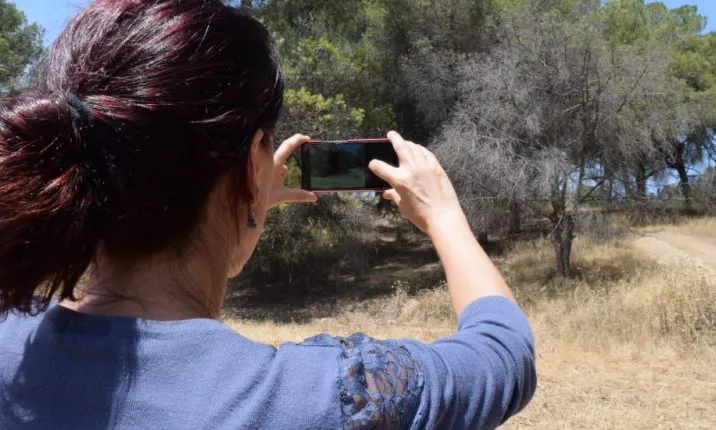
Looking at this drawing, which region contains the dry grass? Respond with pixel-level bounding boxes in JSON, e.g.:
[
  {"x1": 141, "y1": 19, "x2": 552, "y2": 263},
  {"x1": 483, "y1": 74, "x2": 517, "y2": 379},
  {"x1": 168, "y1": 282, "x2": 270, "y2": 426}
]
[
  {"x1": 228, "y1": 287, "x2": 455, "y2": 345},
  {"x1": 506, "y1": 344, "x2": 716, "y2": 430},
  {"x1": 224, "y1": 234, "x2": 716, "y2": 429},
  {"x1": 505, "y1": 238, "x2": 716, "y2": 429},
  {"x1": 503, "y1": 237, "x2": 716, "y2": 347},
  {"x1": 674, "y1": 217, "x2": 716, "y2": 241}
]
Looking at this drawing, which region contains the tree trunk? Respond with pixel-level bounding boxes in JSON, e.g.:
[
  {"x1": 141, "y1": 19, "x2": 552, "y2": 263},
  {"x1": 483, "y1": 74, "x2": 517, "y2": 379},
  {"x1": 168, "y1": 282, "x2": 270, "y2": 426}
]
[
  {"x1": 604, "y1": 162, "x2": 614, "y2": 200},
  {"x1": 672, "y1": 143, "x2": 693, "y2": 212},
  {"x1": 550, "y1": 192, "x2": 574, "y2": 277},
  {"x1": 635, "y1": 163, "x2": 647, "y2": 199},
  {"x1": 676, "y1": 163, "x2": 693, "y2": 208},
  {"x1": 552, "y1": 213, "x2": 574, "y2": 277},
  {"x1": 607, "y1": 179, "x2": 614, "y2": 200},
  {"x1": 508, "y1": 202, "x2": 521, "y2": 234},
  {"x1": 621, "y1": 171, "x2": 634, "y2": 198},
  {"x1": 576, "y1": 159, "x2": 585, "y2": 201}
]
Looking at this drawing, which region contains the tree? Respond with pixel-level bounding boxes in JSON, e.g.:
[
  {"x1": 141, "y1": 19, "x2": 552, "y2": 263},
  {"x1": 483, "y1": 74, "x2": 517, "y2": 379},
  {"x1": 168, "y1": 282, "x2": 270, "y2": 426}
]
[
  {"x1": 602, "y1": 1, "x2": 715, "y2": 210},
  {"x1": 663, "y1": 28, "x2": 716, "y2": 211},
  {"x1": 0, "y1": 1, "x2": 44, "y2": 95},
  {"x1": 278, "y1": 36, "x2": 394, "y2": 136},
  {"x1": 435, "y1": 0, "x2": 678, "y2": 276},
  {"x1": 248, "y1": 0, "x2": 395, "y2": 138},
  {"x1": 378, "y1": 0, "x2": 494, "y2": 142}
]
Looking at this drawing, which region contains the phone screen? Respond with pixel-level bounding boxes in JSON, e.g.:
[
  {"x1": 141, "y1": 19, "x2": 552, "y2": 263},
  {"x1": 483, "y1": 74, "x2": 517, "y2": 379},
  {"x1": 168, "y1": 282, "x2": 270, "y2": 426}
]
[{"x1": 301, "y1": 140, "x2": 399, "y2": 191}]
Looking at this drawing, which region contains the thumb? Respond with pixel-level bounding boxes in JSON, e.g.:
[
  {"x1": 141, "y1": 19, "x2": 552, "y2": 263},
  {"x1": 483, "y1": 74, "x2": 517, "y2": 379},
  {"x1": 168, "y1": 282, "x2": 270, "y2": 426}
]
[{"x1": 369, "y1": 159, "x2": 401, "y2": 186}]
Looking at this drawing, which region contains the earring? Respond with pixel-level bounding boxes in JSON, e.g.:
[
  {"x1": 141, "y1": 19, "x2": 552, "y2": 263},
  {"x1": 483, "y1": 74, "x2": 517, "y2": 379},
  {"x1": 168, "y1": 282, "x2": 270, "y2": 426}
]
[{"x1": 247, "y1": 209, "x2": 257, "y2": 229}]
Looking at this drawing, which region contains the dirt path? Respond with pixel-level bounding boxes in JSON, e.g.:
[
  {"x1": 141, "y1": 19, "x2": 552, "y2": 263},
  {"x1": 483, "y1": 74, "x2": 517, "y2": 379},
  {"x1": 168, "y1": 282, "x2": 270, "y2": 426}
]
[{"x1": 632, "y1": 228, "x2": 716, "y2": 273}]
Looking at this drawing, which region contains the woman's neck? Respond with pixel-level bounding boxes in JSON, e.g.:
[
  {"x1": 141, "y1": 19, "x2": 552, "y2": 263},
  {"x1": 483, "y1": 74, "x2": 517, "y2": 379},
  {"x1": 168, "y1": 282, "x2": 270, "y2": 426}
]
[{"x1": 60, "y1": 249, "x2": 229, "y2": 321}]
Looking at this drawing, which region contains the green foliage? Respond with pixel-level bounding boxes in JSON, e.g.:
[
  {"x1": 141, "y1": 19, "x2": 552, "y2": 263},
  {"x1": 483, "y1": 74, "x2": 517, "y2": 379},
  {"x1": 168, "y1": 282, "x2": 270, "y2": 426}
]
[
  {"x1": 285, "y1": 158, "x2": 301, "y2": 189},
  {"x1": 0, "y1": 2, "x2": 43, "y2": 94},
  {"x1": 278, "y1": 88, "x2": 365, "y2": 139},
  {"x1": 281, "y1": 37, "x2": 394, "y2": 135},
  {"x1": 256, "y1": 0, "x2": 395, "y2": 138},
  {"x1": 257, "y1": 0, "x2": 374, "y2": 48},
  {"x1": 376, "y1": 0, "x2": 495, "y2": 140},
  {"x1": 601, "y1": 1, "x2": 703, "y2": 47}
]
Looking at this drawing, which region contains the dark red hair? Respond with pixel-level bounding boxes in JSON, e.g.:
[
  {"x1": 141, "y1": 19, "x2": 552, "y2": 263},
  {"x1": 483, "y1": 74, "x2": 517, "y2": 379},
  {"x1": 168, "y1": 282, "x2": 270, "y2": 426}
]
[{"x1": 0, "y1": 0, "x2": 284, "y2": 315}]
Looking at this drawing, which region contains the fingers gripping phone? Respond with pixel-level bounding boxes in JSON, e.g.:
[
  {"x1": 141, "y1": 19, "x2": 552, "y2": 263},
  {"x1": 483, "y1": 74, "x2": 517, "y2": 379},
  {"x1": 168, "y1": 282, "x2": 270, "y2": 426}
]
[{"x1": 300, "y1": 139, "x2": 399, "y2": 192}]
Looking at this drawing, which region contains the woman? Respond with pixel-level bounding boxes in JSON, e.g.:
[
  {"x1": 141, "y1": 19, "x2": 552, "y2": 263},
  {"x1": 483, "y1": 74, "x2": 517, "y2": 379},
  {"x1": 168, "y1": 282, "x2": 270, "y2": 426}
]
[{"x1": 0, "y1": 1, "x2": 535, "y2": 429}]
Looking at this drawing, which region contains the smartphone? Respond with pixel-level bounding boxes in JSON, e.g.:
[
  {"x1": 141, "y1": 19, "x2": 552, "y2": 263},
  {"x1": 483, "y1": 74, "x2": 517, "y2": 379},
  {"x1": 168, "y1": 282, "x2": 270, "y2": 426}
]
[{"x1": 300, "y1": 139, "x2": 399, "y2": 192}]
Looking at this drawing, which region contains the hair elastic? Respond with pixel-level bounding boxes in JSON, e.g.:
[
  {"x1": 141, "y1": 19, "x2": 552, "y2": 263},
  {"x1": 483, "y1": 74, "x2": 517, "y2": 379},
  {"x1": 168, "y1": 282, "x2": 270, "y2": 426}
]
[{"x1": 65, "y1": 93, "x2": 95, "y2": 127}]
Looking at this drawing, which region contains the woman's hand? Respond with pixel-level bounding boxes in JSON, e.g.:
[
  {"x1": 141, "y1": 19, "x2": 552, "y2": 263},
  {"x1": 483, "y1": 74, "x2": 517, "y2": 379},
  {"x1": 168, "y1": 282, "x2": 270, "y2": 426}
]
[
  {"x1": 268, "y1": 134, "x2": 317, "y2": 209},
  {"x1": 369, "y1": 131, "x2": 465, "y2": 233},
  {"x1": 371, "y1": 132, "x2": 515, "y2": 314}
]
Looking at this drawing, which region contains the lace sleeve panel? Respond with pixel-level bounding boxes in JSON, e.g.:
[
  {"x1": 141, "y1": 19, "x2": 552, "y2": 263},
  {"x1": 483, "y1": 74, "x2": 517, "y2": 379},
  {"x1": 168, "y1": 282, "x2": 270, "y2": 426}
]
[{"x1": 302, "y1": 334, "x2": 425, "y2": 430}]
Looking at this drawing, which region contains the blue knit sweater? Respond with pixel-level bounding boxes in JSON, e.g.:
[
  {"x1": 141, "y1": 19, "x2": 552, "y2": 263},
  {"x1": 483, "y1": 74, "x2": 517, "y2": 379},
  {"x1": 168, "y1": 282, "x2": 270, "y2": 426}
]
[{"x1": 0, "y1": 296, "x2": 536, "y2": 429}]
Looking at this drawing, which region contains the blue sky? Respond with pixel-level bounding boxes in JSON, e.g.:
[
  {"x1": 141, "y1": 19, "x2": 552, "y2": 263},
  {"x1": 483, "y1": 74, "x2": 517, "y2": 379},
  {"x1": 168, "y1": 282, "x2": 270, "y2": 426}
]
[
  {"x1": 10, "y1": 0, "x2": 716, "y2": 47},
  {"x1": 12, "y1": 0, "x2": 91, "y2": 46}
]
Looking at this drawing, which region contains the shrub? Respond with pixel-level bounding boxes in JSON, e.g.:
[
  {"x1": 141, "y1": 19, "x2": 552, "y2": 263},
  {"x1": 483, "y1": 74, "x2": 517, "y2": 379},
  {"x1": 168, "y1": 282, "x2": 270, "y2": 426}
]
[{"x1": 231, "y1": 195, "x2": 375, "y2": 301}]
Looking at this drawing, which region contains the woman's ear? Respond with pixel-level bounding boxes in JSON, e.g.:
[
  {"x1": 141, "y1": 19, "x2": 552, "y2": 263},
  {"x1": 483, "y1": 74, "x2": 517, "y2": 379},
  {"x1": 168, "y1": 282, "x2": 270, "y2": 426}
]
[
  {"x1": 246, "y1": 129, "x2": 265, "y2": 205},
  {"x1": 249, "y1": 129, "x2": 265, "y2": 165}
]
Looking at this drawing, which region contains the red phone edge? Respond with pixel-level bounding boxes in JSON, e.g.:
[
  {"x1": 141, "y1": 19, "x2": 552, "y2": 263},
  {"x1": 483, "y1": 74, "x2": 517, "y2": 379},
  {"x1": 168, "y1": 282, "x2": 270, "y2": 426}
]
[{"x1": 306, "y1": 138, "x2": 391, "y2": 144}]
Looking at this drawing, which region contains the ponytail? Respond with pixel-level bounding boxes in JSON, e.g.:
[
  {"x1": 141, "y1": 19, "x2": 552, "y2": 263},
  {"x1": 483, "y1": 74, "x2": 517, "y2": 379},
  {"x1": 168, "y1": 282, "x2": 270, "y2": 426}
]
[{"x1": 0, "y1": 93, "x2": 101, "y2": 316}]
